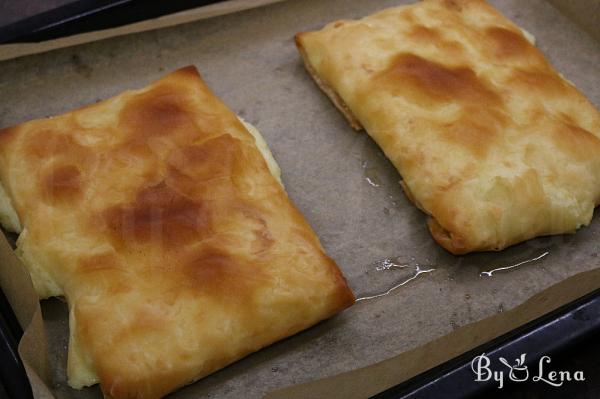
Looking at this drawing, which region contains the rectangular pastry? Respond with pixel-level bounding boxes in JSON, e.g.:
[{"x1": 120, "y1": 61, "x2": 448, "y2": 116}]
[
  {"x1": 295, "y1": 0, "x2": 600, "y2": 254},
  {"x1": 0, "y1": 66, "x2": 354, "y2": 398}
]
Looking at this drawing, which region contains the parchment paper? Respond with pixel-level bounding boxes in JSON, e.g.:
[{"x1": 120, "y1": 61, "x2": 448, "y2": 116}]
[{"x1": 0, "y1": 0, "x2": 598, "y2": 398}]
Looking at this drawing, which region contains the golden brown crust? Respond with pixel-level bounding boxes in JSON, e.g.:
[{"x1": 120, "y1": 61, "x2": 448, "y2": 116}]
[
  {"x1": 0, "y1": 66, "x2": 354, "y2": 398},
  {"x1": 296, "y1": 0, "x2": 600, "y2": 254}
]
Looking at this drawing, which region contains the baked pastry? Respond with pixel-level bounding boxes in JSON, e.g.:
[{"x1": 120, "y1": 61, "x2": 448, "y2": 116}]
[
  {"x1": 295, "y1": 0, "x2": 600, "y2": 254},
  {"x1": 0, "y1": 66, "x2": 354, "y2": 398}
]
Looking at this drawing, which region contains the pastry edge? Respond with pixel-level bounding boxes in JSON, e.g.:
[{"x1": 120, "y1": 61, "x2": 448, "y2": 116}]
[
  {"x1": 400, "y1": 180, "x2": 470, "y2": 255},
  {"x1": 295, "y1": 33, "x2": 364, "y2": 131}
]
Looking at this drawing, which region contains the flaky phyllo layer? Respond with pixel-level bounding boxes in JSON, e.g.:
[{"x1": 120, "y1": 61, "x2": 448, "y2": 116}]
[
  {"x1": 296, "y1": 0, "x2": 600, "y2": 254},
  {"x1": 0, "y1": 67, "x2": 354, "y2": 398}
]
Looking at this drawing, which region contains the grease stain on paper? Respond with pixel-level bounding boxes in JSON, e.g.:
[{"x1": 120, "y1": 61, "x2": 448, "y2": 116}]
[{"x1": 362, "y1": 160, "x2": 382, "y2": 187}]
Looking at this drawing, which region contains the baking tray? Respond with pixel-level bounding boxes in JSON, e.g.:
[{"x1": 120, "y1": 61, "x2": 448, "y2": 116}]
[
  {"x1": 0, "y1": 287, "x2": 33, "y2": 399},
  {"x1": 0, "y1": 1, "x2": 598, "y2": 397},
  {"x1": 373, "y1": 288, "x2": 600, "y2": 398},
  {"x1": 2, "y1": 286, "x2": 599, "y2": 398},
  {"x1": 0, "y1": 0, "x2": 228, "y2": 44}
]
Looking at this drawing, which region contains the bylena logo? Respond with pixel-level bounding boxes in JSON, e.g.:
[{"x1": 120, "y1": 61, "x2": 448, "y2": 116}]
[
  {"x1": 499, "y1": 354, "x2": 528, "y2": 382},
  {"x1": 471, "y1": 353, "x2": 585, "y2": 389}
]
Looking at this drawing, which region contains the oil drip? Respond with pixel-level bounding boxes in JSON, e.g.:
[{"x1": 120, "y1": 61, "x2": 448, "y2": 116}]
[
  {"x1": 356, "y1": 257, "x2": 435, "y2": 302},
  {"x1": 361, "y1": 160, "x2": 382, "y2": 187},
  {"x1": 480, "y1": 251, "x2": 549, "y2": 277}
]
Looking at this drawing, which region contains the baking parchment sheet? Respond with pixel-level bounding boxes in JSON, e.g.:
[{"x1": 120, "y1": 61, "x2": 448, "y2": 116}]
[{"x1": 0, "y1": 0, "x2": 598, "y2": 398}]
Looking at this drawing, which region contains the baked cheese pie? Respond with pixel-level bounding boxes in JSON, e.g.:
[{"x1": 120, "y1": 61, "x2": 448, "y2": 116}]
[
  {"x1": 296, "y1": 0, "x2": 600, "y2": 254},
  {"x1": 0, "y1": 66, "x2": 354, "y2": 398}
]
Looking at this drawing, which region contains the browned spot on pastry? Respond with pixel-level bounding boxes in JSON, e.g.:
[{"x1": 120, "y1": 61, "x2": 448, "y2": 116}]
[
  {"x1": 0, "y1": 127, "x2": 18, "y2": 149},
  {"x1": 409, "y1": 25, "x2": 442, "y2": 41},
  {"x1": 41, "y1": 164, "x2": 82, "y2": 203},
  {"x1": 409, "y1": 26, "x2": 464, "y2": 54},
  {"x1": 25, "y1": 131, "x2": 84, "y2": 159},
  {"x1": 166, "y1": 135, "x2": 245, "y2": 201},
  {"x1": 119, "y1": 83, "x2": 197, "y2": 143},
  {"x1": 552, "y1": 119, "x2": 600, "y2": 160},
  {"x1": 79, "y1": 253, "x2": 123, "y2": 273},
  {"x1": 169, "y1": 135, "x2": 240, "y2": 181},
  {"x1": 77, "y1": 253, "x2": 132, "y2": 294},
  {"x1": 399, "y1": 9, "x2": 416, "y2": 23},
  {"x1": 182, "y1": 247, "x2": 267, "y2": 298},
  {"x1": 237, "y1": 206, "x2": 275, "y2": 255},
  {"x1": 442, "y1": 107, "x2": 507, "y2": 157},
  {"x1": 377, "y1": 53, "x2": 502, "y2": 106},
  {"x1": 103, "y1": 181, "x2": 211, "y2": 248},
  {"x1": 509, "y1": 68, "x2": 567, "y2": 96},
  {"x1": 485, "y1": 27, "x2": 542, "y2": 62},
  {"x1": 486, "y1": 27, "x2": 528, "y2": 56},
  {"x1": 441, "y1": 0, "x2": 464, "y2": 12},
  {"x1": 376, "y1": 54, "x2": 505, "y2": 157}
]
